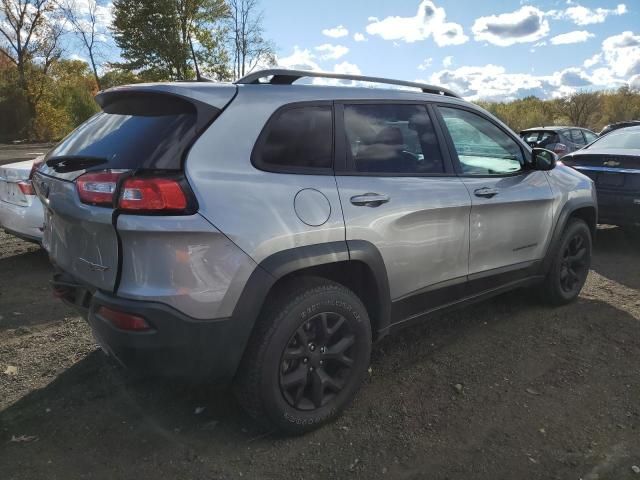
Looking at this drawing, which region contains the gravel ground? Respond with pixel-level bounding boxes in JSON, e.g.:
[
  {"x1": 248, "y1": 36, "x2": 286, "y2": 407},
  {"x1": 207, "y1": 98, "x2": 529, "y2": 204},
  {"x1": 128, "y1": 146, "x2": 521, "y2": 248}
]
[{"x1": 0, "y1": 227, "x2": 639, "y2": 479}]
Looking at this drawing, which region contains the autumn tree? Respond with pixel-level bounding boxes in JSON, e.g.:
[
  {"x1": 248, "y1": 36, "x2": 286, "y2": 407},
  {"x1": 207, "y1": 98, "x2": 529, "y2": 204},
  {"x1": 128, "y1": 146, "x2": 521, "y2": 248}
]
[
  {"x1": 0, "y1": 0, "x2": 64, "y2": 136},
  {"x1": 554, "y1": 91, "x2": 601, "y2": 128},
  {"x1": 111, "y1": 0, "x2": 230, "y2": 81}
]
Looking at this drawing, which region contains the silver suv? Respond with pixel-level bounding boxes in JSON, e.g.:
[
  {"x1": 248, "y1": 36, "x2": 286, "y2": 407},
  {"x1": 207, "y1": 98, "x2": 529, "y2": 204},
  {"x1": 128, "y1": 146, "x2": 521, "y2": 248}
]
[{"x1": 34, "y1": 70, "x2": 597, "y2": 434}]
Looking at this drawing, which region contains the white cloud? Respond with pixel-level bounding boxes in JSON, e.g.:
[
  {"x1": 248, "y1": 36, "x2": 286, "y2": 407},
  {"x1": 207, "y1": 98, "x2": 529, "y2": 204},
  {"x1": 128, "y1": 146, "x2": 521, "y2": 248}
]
[
  {"x1": 427, "y1": 61, "x2": 630, "y2": 101},
  {"x1": 583, "y1": 53, "x2": 602, "y2": 68},
  {"x1": 472, "y1": 6, "x2": 549, "y2": 46},
  {"x1": 550, "y1": 3, "x2": 627, "y2": 26},
  {"x1": 277, "y1": 46, "x2": 321, "y2": 71},
  {"x1": 365, "y1": 1, "x2": 468, "y2": 46},
  {"x1": 550, "y1": 30, "x2": 594, "y2": 45},
  {"x1": 418, "y1": 57, "x2": 433, "y2": 71},
  {"x1": 429, "y1": 64, "x2": 551, "y2": 101},
  {"x1": 442, "y1": 55, "x2": 454, "y2": 67},
  {"x1": 332, "y1": 61, "x2": 361, "y2": 76},
  {"x1": 314, "y1": 43, "x2": 349, "y2": 60},
  {"x1": 353, "y1": 32, "x2": 367, "y2": 42},
  {"x1": 601, "y1": 31, "x2": 640, "y2": 78},
  {"x1": 322, "y1": 25, "x2": 349, "y2": 38}
]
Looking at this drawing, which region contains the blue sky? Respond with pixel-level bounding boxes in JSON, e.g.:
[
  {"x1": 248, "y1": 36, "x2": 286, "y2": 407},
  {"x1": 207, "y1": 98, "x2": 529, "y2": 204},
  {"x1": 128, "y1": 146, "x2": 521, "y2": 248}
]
[
  {"x1": 68, "y1": 0, "x2": 639, "y2": 101},
  {"x1": 259, "y1": 0, "x2": 640, "y2": 100}
]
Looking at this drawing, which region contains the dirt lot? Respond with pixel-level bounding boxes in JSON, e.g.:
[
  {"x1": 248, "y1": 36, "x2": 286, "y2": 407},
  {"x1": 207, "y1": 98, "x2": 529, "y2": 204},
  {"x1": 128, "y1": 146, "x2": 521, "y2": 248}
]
[{"x1": 0, "y1": 227, "x2": 639, "y2": 479}]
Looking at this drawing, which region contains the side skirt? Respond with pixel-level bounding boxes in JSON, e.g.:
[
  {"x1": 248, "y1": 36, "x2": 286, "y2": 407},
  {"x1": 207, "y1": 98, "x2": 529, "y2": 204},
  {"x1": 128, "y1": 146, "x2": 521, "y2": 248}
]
[{"x1": 389, "y1": 260, "x2": 544, "y2": 332}]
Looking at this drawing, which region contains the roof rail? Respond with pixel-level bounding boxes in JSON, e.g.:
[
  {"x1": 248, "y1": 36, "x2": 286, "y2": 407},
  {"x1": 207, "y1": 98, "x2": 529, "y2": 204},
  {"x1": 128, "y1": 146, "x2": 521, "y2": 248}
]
[{"x1": 235, "y1": 69, "x2": 461, "y2": 98}]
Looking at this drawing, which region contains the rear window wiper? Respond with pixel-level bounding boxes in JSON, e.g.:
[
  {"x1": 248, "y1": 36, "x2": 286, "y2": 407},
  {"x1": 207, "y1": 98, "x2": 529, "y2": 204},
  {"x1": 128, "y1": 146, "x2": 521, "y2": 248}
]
[{"x1": 46, "y1": 156, "x2": 107, "y2": 173}]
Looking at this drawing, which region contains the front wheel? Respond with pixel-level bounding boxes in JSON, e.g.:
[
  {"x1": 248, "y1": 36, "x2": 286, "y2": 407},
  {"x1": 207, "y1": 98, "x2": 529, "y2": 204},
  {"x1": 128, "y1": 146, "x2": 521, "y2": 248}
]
[
  {"x1": 543, "y1": 218, "x2": 592, "y2": 305},
  {"x1": 234, "y1": 277, "x2": 372, "y2": 434}
]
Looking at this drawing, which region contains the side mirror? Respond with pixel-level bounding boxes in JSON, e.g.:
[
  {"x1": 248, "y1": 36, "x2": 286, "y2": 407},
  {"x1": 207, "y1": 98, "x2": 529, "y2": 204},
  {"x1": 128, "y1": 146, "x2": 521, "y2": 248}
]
[{"x1": 531, "y1": 147, "x2": 557, "y2": 171}]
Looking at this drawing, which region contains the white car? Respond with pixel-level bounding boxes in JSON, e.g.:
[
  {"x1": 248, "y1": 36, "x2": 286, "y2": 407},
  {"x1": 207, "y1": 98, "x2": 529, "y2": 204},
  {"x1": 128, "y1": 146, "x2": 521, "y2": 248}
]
[{"x1": 0, "y1": 158, "x2": 44, "y2": 243}]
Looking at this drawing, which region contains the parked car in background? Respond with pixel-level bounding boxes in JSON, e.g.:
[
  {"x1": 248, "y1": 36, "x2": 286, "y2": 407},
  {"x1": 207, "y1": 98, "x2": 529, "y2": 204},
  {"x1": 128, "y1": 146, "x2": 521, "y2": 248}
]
[
  {"x1": 0, "y1": 158, "x2": 44, "y2": 243},
  {"x1": 562, "y1": 126, "x2": 640, "y2": 232},
  {"x1": 520, "y1": 127, "x2": 598, "y2": 158},
  {"x1": 34, "y1": 69, "x2": 596, "y2": 434},
  {"x1": 598, "y1": 120, "x2": 640, "y2": 137}
]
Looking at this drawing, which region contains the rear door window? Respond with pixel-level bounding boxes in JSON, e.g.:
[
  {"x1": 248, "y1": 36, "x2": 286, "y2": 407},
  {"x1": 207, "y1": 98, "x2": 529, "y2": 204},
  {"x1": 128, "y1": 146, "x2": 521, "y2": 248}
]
[
  {"x1": 343, "y1": 104, "x2": 445, "y2": 175},
  {"x1": 45, "y1": 95, "x2": 203, "y2": 172},
  {"x1": 253, "y1": 105, "x2": 333, "y2": 172}
]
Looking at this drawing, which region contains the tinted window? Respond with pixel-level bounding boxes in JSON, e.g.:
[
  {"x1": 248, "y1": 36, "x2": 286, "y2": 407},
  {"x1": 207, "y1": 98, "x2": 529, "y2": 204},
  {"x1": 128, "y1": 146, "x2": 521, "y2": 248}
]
[
  {"x1": 257, "y1": 106, "x2": 333, "y2": 170},
  {"x1": 46, "y1": 95, "x2": 200, "y2": 171},
  {"x1": 569, "y1": 129, "x2": 586, "y2": 145},
  {"x1": 343, "y1": 104, "x2": 444, "y2": 174},
  {"x1": 439, "y1": 107, "x2": 523, "y2": 175},
  {"x1": 588, "y1": 129, "x2": 640, "y2": 149}
]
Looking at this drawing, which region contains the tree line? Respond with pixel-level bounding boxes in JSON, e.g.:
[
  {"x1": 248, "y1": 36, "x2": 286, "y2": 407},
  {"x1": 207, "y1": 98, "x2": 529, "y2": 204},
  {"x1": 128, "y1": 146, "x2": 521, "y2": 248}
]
[
  {"x1": 478, "y1": 87, "x2": 640, "y2": 134},
  {"x1": 2, "y1": 1, "x2": 640, "y2": 143},
  {"x1": 1, "y1": 0, "x2": 273, "y2": 142}
]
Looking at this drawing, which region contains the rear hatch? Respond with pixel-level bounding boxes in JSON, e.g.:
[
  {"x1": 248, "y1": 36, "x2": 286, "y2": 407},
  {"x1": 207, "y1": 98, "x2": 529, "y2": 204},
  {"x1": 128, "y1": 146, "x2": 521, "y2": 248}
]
[
  {"x1": 0, "y1": 159, "x2": 38, "y2": 207},
  {"x1": 33, "y1": 83, "x2": 237, "y2": 292}
]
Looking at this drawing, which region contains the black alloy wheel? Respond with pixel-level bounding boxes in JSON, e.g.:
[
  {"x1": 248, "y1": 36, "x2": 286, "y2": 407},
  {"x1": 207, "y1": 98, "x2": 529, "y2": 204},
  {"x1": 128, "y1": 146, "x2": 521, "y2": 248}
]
[{"x1": 279, "y1": 311, "x2": 355, "y2": 410}]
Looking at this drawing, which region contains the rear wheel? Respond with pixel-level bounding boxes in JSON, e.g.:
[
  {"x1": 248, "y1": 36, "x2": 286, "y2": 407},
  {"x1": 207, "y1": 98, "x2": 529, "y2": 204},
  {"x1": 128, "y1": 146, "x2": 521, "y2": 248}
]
[
  {"x1": 543, "y1": 218, "x2": 592, "y2": 305},
  {"x1": 234, "y1": 277, "x2": 371, "y2": 434}
]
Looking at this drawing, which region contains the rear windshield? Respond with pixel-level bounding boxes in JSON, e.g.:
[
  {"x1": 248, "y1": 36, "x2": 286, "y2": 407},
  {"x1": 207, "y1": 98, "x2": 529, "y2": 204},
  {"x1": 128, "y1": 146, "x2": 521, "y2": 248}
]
[
  {"x1": 589, "y1": 129, "x2": 640, "y2": 150},
  {"x1": 46, "y1": 95, "x2": 200, "y2": 171},
  {"x1": 521, "y1": 131, "x2": 559, "y2": 146}
]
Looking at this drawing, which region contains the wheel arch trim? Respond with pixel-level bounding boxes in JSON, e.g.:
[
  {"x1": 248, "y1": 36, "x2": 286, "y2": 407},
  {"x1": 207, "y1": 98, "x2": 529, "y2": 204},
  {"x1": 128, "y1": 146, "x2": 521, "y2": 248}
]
[
  {"x1": 230, "y1": 241, "x2": 391, "y2": 372},
  {"x1": 542, "y1": 198, "x2": 597, "y2": 273}
]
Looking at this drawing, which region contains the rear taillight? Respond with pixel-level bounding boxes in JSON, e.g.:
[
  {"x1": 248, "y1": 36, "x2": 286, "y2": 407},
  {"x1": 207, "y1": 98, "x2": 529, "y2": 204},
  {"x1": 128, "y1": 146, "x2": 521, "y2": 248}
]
[
  {"x1": 76, "y1": 171, "x2": 192, "y2": 213},
  {"x1": 553, "y1": 143, "x2": 567, "y2": 154},
  {"x1": 119, "y1": 177, "x2": 188, "y2": 212},
  {"x1": 97, "y1": 306, "x2": 151, "y2": 331},
  {"x1": 76, "y1": 171, "x2": 122, "y2": 206},
  {"x1": 17, "y1": 180, "x2": 35, "y2": 196}
]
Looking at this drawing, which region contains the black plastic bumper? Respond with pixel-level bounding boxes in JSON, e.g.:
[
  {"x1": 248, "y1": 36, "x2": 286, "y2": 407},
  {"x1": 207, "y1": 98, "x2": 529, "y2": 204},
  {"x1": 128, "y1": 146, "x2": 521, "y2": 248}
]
[{"x1": 86, "y1": 291, "x2": 247, "y2": 382}]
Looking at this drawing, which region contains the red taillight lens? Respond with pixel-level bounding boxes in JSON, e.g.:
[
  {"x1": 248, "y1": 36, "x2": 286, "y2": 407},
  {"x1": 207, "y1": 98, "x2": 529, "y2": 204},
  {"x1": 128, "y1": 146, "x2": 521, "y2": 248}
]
[
  {"x1": 553, "y1": 143, "x2": 567, "y2": 154},
  {"x1": 119, "y1": 177, "x2": 188, "y2": 212},
  {"x1": 17, "y1": 180, "x2": 35, "y2": 195},
  {"x1": 76, "y1": 171, "x2": 123, "y2": 206},
  {"x1": 97, "y1": 306, "x2": 151, "y2": 331}
]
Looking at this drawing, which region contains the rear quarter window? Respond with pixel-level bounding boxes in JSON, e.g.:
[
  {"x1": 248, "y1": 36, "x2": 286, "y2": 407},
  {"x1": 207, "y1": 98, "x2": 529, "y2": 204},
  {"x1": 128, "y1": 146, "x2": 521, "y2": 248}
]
[{"x1": 253, "y1": 105, "x2": 333, "y2": 173}]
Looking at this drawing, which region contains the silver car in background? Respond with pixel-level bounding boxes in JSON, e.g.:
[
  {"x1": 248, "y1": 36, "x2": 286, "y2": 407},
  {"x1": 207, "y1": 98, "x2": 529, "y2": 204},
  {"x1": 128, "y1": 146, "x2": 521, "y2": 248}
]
[{"x1": 0, "y1": 158, "x2": 44, "y2": 243}]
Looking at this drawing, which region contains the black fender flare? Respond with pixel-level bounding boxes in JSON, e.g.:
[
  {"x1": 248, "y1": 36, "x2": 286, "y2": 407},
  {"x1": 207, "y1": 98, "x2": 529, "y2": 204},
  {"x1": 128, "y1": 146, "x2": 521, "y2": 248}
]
[
  {"x1": 230, "y1": 240, "x2": 392, "y2": 364},
  {"x1": 541, "y1": 198, "x2": 597, "y2": 274}
]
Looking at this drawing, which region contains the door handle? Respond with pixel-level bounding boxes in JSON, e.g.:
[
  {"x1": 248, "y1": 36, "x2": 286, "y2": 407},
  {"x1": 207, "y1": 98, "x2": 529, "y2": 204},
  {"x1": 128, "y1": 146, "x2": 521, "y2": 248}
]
[
  {"x1": 474, "y1": 187, "x2": 499, "y2": 198},
  {"x1": 350, "y1": 193, "x2": 390, "y2": 207}
]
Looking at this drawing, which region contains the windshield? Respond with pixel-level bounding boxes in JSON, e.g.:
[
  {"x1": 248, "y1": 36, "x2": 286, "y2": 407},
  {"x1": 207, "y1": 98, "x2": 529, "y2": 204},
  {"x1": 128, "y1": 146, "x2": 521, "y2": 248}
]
[{"x1": 589, "y1": 129, "x2": 640, "y2": 150}]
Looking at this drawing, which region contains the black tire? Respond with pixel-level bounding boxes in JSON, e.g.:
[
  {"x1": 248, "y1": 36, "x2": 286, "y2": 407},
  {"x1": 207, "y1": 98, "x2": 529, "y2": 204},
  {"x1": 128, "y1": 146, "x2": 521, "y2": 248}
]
[
  {"x1": 234, "y1": 276, "x2": 372, "y2": 435},
  {"x1": 543, "y1": 218, "x2": 592, "y2": 305}
]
